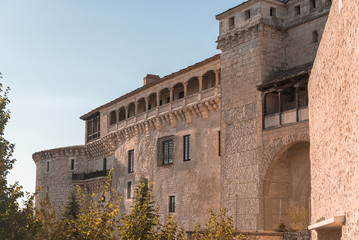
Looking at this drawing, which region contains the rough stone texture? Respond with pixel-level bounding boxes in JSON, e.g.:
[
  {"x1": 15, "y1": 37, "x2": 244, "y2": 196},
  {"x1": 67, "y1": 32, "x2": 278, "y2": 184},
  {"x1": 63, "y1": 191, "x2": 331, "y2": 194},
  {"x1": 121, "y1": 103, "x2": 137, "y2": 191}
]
[
  {"x1": 309, "y1": 0, "x2": 359, "y2": 239},
  {"x1": 217, "y1": 0, "x2": 327, "y2": 231},
  {"x1": 33, "y1": 0, "x2": 332, "y2": 235}
]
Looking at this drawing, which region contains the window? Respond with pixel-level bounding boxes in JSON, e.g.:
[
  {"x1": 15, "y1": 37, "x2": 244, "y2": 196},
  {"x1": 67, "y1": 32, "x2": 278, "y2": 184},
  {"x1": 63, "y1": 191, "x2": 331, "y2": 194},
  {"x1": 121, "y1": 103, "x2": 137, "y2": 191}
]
[
  {"x1": 70, "y1": 159, "x2": 75, "y2": 171},
  {"x1": 270, "y1": 7, "x2": 276, "y2": 17},
  {"x1": 127, "y1": 181, "x2": 132, "y2": 199},
  {"x1": 103, "y1": 158, "x2": 107, "y2": 170},
  {"x1": 163, "y1": 140, "x2": 173, "y2": 165},
  {"x1": 169, "y1": 196, "x2": 176, "y2": 213},
  {"x1": 183, "y1": 135, "x2": 191, "y2": 161},
  {"x1": 179, "y1": 91, "x2": 184, "y2": 99},
  {"x1": 86, "y1": 113, "x2": 100, "y2": 142},
  {"x1": 46, "y1": 161, "x2": 49, "y2": 172},
  {"x1": 229, "y1": 17, "x2": 235, "y2": 28},
  {"x1": 128, "y1": 150, "x2": 134, "y2": 173},
  {"x1": 312, "y1": 30, "x2": 319, "y2": 43},
  {"x1": 148, "y1": 104, "x2": 151, "y2": 110},
  {"x1": 166, "y1": 97, "x2": 170, "y2": 103},
  {"x1": 310, "y1": 0, "x2": 316, "y2": 9},
  {"x1": 244, "y1": 10, "x2": 251, "y2": 20},
  {"x1": 109, "y1": 111, "x2": 116, "y2": 125},
  {"x1": 218, "y1": 131, "x2": 221, "y2": 157},
  {"x1": 295, "y1": 5, "x2": 301, "y2": 15}
]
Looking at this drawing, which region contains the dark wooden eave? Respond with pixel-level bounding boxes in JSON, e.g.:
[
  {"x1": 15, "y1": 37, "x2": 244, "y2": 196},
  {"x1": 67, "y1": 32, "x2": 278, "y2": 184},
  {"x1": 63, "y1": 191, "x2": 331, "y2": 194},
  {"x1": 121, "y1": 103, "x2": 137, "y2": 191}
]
[{"x1": 256, "y1": 62, "x2": 313, "y2": 91}]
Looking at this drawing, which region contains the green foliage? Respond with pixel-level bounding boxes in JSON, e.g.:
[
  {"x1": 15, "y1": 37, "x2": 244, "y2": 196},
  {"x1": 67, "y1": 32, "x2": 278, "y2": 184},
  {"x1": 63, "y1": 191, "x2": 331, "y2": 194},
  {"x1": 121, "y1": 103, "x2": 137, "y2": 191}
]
[
  {"x1": 193, "y1": 208, "x2": 245, "y2": 240},
  {"x1": 157, "y1": 215, "x2": 186, "y2": 240},
  {"x1": 65, "y1": 168, "x2": 122, "y2": 240},
  {"x1": 120, "y1": 177, "x2": 160, "y2": 240},
  {"x1": 0, "y1": 80, "x2": 30, "y2": 239},
  {"x1": 62, "y1": 190, "x2": 80, "y2": 220}
]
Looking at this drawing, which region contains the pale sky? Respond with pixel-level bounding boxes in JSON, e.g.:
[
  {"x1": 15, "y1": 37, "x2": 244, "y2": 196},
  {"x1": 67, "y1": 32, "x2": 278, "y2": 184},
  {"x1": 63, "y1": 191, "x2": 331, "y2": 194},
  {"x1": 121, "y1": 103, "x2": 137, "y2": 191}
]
[{"x1": 0, "y1": 0, "x2": 244, "y2": 195}]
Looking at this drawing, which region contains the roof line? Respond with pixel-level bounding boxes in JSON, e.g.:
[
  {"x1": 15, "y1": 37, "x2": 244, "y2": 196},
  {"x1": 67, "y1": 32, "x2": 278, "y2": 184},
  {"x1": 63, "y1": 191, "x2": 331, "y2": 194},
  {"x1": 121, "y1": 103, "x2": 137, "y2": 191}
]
[{"x1": 80, "y1": 54, "x2": 220, "y2": 120}]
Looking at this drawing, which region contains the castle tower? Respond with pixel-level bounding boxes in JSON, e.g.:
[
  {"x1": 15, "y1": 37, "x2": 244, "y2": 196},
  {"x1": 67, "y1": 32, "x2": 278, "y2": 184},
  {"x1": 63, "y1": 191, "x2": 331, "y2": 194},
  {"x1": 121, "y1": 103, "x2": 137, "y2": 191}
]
[{"x1": 217, "y1": 0, "x2": 330, "y2": 231}]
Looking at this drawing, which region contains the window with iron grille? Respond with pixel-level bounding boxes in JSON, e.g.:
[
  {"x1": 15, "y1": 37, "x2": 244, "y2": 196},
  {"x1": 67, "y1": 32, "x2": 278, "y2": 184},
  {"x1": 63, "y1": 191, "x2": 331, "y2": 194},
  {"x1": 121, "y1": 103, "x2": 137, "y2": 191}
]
[
  {"x1": 163, "y1": 140, "x2": 173, "y2": 165},
  {"x1": 183, "y1": 135, "x2": 191, "y2": 161},
  {"x1": 128, "y1": 150, "x2": 134, "y2": 173},
  {"x1": 169, "y1": 196, "x2": 176, "y2": 213}
]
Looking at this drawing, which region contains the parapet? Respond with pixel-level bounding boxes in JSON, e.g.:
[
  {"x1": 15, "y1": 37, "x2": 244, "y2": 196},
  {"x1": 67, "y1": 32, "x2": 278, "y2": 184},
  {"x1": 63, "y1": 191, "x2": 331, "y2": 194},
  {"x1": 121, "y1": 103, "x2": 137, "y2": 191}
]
[{"x1": 32, "y1": 145, "x2": 88, "y2": 163}]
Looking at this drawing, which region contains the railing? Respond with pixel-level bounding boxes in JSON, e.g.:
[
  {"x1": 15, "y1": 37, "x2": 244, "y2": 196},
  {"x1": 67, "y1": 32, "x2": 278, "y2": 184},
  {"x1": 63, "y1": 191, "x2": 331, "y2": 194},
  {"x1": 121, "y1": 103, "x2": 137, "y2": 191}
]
[
  {"x1": 107, "y1": 88, "x2": 219, "y2": 133},
  {"x1": 264, "y1": 106, "x2": 309, "y2": 129},
  {"x1": 72, "y1": 169, "x2": 109, "y2": 181}
]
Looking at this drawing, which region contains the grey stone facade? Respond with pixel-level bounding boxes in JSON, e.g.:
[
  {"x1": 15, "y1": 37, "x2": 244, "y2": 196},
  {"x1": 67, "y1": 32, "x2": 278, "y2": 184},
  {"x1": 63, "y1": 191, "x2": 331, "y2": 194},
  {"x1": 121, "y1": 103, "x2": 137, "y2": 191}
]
[{"x1": 33, "y1": 0, "x2": 331, "y2": 234}]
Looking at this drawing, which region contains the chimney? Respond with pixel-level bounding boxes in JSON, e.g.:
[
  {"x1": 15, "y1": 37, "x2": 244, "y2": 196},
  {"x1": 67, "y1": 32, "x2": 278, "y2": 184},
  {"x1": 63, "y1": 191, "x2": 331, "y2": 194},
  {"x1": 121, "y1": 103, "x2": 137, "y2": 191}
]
[{"x1": 143, "y1": 74, "x2": 160, "y2": 86}]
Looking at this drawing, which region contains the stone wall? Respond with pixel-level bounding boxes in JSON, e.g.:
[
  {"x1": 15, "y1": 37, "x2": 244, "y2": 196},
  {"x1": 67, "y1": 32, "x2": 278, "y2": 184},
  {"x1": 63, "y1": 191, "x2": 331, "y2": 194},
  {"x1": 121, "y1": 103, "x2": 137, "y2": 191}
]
[
  {"x1": 33, "y1": 145, "x2": 88, "y2": 215},
  {"x1": 309, "y1": 0, "x2": 359, "y2": 239}
]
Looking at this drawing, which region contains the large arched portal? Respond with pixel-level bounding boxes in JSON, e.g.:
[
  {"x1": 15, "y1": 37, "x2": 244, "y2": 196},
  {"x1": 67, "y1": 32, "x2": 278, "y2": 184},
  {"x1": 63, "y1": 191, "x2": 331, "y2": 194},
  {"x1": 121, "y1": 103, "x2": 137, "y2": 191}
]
[{"x1": 263, "y1": 141, "x2": 310, "y2": 231}]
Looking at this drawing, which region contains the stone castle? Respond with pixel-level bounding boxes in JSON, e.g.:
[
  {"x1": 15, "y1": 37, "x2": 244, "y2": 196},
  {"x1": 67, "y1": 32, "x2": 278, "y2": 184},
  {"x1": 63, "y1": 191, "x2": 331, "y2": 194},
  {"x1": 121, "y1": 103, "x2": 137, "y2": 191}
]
[{"x1": 33, "y1": 0, "x2": 348, "y2": 239}]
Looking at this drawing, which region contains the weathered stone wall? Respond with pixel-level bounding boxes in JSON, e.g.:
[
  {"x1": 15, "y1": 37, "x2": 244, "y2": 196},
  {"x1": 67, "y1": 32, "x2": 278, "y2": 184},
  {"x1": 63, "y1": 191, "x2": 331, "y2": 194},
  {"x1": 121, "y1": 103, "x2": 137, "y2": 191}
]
[
  {"x1": 33, "y1": 146, "x2": 88, "y2": 215},
  {"x1": 114, "y1": 110, "x2": 221, "y2": 230},
  {"x1": 309, "y1": 0, "x2": 359, "y2": 239}
]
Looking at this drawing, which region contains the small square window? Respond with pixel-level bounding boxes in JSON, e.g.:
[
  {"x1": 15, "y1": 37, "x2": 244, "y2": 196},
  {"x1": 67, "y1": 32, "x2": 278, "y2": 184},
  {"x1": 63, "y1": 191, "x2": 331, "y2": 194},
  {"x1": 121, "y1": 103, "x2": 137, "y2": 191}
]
[
  {"x1": 169, "y1": 196, "x2": 176, "y2": 213},
  {"x1": 183, "y1": 135, "x2": 191, "y2": 161},
  {"x1": 244, "y1": 10, "x2": 251, "y2": 20},
  {"x1": 229, "y1": 17, "x2": 235, "y2": 28},
  {"x1": 127, "y1": 181, "x2": 132, "y2": 199},
  {"x1": 270, "y1": 7, "x2": 276, "y2": 17},
  {"x1": 295, "y1": 5, "x2": 301, "y2": 15},
  {"x1": 128, "y1": 150, "x2": 134, "y2": 173}
]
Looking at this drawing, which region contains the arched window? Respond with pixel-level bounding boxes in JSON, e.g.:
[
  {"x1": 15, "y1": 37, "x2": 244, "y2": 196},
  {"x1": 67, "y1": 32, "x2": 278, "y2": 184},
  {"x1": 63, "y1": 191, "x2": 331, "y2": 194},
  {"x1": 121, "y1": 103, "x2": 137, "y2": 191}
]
[
  {"x1": 137, "y1": 98, "x2": 146, "y2": 114},
  {"x1": 187, "y1": 77, "x2": 199, "y2": 96},
  {"x1": 109, "y1": 111, "x2": 116, "y2": 125},
  {"x1": 147, "y1": 93, "x2": 157, "y2": 110},
  {"x1": 172, "y1": 83, "x2": 184, "y2": 101},
  {"x1": 202, "y1": 71, "x2": 216, "y2": 90},
  {"x1": 118, "y1": 107, "x2": 126, "y2": 122},
  {"x1": 127, "y1": 103, "x2": 135, "y2": 118},
  {"x1": 159, "y1": 88, "x2": 170, "y2": 106}
]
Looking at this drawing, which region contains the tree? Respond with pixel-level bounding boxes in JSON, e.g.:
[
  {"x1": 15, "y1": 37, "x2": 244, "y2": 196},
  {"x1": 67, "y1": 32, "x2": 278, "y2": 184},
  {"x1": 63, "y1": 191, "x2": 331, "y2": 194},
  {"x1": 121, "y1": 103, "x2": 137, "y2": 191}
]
[
  {"x1": 120, "y1": 177, "x2": 160, "y2": 240},
  {"x1": 66, "y1": 169, "x2": 122, "y2": 240},
  {"x1": 157, "y1": 215, "x2": 186, "y2": 240},
  {"x1": 193, "y1": 208, "x2": 246, "y2": 240},
  {"x1": 0, "y1": 79, "x2": 29, "y2": 239}
]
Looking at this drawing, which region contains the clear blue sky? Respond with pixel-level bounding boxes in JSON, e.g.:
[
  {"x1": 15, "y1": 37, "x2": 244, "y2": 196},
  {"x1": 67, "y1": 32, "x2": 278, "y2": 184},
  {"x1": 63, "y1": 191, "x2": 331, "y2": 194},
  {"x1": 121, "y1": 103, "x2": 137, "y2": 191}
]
[{"x1": 0, "y1": 0, "x2": 243, "y2": 195}]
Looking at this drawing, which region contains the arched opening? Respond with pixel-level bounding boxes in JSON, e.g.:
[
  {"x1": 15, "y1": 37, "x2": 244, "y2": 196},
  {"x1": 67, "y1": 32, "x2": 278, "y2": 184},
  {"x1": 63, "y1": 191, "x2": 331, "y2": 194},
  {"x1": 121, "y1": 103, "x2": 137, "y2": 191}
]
[
  {"x1": 173, "y1": 83, "x2": 184, "y2": 101},
  {"x1": 263, "y1": 141, "x2": 310, "y2": 231},
  {"x1": 137, "y1": 98, "x2": 146, "y2": 114},
  {"x1": 187, "y1": 77, "x2": 199, "y2": 96},
  {"x1": 147, "y1": 93, "x2": 157, "y2": 110},
  {"x1": 118, "y1": 107, "x2": 126, "y2": 122},
  {"x1": 109, "y1": 111, "x2": 117, "y2": 125},
  {"x1": 202, "y1": 71, "x2": 216, "y2": 91},
  {"x1": 159, "y1": 88, "x2": 170, "y2": 106},
  {"x1": 127, "y1": 103, "x2": 135, "y2": 118}
]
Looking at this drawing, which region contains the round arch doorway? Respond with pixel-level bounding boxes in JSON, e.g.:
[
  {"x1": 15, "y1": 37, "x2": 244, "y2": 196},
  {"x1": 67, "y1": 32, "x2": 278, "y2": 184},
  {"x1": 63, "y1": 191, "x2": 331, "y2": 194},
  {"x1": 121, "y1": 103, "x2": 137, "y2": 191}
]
[{"x1": 263, "y1": 141, "x2": 310, "y2": 231}]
